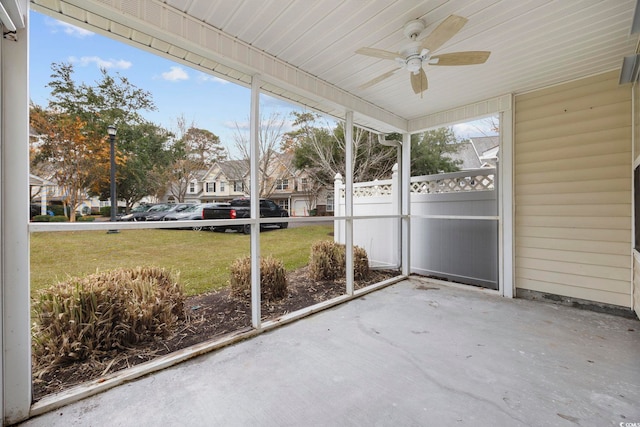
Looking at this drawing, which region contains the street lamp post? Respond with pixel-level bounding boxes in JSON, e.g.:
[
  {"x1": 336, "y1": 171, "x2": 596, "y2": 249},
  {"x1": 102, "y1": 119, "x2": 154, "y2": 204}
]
[{"x1": 107, "y1": 125, "x2": 118, "y2": 233}]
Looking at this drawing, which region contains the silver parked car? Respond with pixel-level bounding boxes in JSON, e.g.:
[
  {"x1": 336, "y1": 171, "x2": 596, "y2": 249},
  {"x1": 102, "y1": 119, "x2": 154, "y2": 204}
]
[
  {"x1": 163, "y1": 203, "x2": 230, "y2": 230},
  {"x1": 144, "y1": 203, "x2": 193, "y2": 222}
]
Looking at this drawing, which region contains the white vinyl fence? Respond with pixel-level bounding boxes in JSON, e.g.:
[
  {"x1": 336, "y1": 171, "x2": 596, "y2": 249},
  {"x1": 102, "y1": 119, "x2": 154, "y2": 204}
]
[{"x1": 335, "y1": 166, "x2": 498, "y2": 289}]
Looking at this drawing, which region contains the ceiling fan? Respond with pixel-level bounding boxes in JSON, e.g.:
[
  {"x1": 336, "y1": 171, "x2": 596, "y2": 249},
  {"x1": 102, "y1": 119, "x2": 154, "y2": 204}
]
[{"x1": 355, "y1": 15, "x2": 490, "y2": 95}]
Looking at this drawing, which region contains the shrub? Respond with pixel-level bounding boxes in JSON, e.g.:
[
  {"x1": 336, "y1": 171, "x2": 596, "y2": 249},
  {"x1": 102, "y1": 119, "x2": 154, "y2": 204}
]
[
  {"x1": 31, "y1": 215, "x2": 50, "y2": 222},
  {"x1": 49, "y1": 215, "x2": 68, "y2": 222},
  {"x1": 76, "y1": 216, "x2": 96, "y2": 222},
  {"x1": 229, "y1": 255, "x2": 287, "y2": 302},
  {"x1": 49, "y1": 205, "x2": 65, "y2": 216},
  {"x1": 32, "y1": 267, "x2": 184, "y2": 370},
  {"x1": 353, "y1": 246, "x2": 370, "y2": 281},
  {"x1": 309, "y1": 241, "x2": 369, "y2": 281},
  {"x1": 309, "y1": 240, "x2": 345, "y2": 280},
  {"x1": 100, "y1": 206, "x2": 111, "y2": 217}
]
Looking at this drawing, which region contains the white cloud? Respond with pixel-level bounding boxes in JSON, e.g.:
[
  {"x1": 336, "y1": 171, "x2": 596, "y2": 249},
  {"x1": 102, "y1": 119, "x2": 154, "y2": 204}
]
[
  {"x1": 453, "y1": 117, "x2": 499, "y2": 139},
  {"x1": 45, "y1": 18, "x2": 94, "y2": 38},
  {"x1": 197, "y1": 73, "x2": 229, "y2": 84},
  {"x1": 161, "y1": 66, "x2": 189, "y2": 81},
  {"x1": 68, "y1": 56, "x2": 132, "y2": 70},
  {"x1": 225, "y1": 120, "x2": 249, "y2": 131}
]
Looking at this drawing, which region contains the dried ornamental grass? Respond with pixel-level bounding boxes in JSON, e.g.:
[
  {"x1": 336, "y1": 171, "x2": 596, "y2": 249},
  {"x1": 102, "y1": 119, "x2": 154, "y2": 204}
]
[
  {"x1": 32, "y1": 266, "x2": 184, "y2": 372},
  {"x1": 309, "y1": 241, "x2": 369, "y2": 281},
  {"x1": 309, "y1": 240, "x2": 345, "y2": 280},
  {"x1": 229, "y1": 255, "x2": 288, "y2": 302},
  {"x1": 353, "y1": 246, "x2": 370, "y2": 281}
]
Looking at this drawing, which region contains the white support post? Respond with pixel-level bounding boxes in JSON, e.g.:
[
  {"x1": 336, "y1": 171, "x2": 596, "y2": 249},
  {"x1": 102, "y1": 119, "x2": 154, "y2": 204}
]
[
  {"x1": 401, "y1": 133, "x2": 411, "y2": 276},
  {"x1": 250, "y1": 75, "x2": 261, "y2": 328},
  {"x1": 2, "y1": 22, "x2": 32, "y2": 424},
  {"x1": 333, "y1": 173, "x2": 343, "y2": 243},
  {"x1": 499, "y1": 105, "x2": 515, "y2": 298},
  {"x1": 391, "y1": 163, "x2": 399, "y2": 268},
  {"x1": 345, "y1": 111, "x2": 354, "y2": 295}
]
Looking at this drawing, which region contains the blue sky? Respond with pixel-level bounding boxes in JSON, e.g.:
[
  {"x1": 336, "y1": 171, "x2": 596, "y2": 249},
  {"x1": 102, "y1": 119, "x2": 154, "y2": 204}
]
[
  {"x1": 29, "y1": 10, "x2": 303, "y2": 149},
  {"x1": 29, "y1": 10, "x2": 495, "y2": 149}
]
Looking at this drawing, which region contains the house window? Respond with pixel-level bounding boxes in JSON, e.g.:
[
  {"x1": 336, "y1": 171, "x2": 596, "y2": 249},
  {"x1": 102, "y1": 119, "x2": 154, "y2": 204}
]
[
  {"x1": 326, "y1": 192, "x2": 334, "y2": 212},
  {"x1": 220, "y1": 181, "x2": 226, "y2": 192},
  {"x1": 277, "y1": 199, "x2": 289, "y2": 211},
  {"x1": 206, "y1": 182, "x2": 216, "y2": 193},
  {"x1": 276, "y1": 179, "x2": 289, "y2": 190},
  {"x1": 233, "y1": 181, "x2": 244, "y2": 192},
  {"x1": 188, "y1": 182, "x2": 196, "y2": 193},
  {"x1": 300, "y1": 178, "x2": 308, "y2": 190}
]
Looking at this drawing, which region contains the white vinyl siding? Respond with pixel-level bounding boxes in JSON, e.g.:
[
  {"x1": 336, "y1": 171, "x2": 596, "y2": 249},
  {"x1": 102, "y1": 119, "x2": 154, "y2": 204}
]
[{"x1": 514, "y1": 70, "x2": 632, "y2": 307}]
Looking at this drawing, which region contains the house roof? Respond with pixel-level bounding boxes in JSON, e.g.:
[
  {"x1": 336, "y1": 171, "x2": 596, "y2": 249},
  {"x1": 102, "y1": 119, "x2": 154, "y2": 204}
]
[
  {"x1": 469, "y1": 136, "x2": 499, "y2": 157},
  {"x1": 31, "y1": 1, "x2": 639, "y2": 135},
  {"x1": 446, "y1": 141, "x2": 481, "y2": 170},
  {"x1": 29, "y1": 174, "x2": 55, "y2": 186},
  {"x1": 216, "y1": 160, "x2": 248, "y2": 181}
]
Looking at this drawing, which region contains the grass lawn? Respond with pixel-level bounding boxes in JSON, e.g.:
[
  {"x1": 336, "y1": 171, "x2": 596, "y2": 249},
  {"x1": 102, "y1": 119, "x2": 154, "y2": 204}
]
[{"x1": 30, "y1": 225, "x2": 334, "y2": 296}]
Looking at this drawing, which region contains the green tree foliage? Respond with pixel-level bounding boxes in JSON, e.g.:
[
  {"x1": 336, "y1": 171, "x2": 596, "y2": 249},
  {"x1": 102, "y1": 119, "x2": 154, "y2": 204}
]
[
  {"x1": 112, "y1": 122, "x2": 175, "y2": 211},
  {"x1": 406, "y1": 127, "x2": 462, "y2": 176},
  {"x1": 31, "y1": 62, "x2": 170, "y2": 216},
  {"x1": 46, "y1": 62, "x2": 155, "y2": 130}
]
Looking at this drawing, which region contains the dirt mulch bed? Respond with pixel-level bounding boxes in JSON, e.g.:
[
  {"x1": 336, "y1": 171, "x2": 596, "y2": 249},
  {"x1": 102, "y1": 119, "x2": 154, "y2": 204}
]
[{"x1": 33, "y1": 267, "x2": 399, "y2": 401}]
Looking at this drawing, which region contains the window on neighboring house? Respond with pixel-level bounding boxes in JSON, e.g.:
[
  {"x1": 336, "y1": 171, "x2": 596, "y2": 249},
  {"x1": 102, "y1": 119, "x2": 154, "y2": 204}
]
[
  {"x1": 275, "y1": 179, "x2": 289, "y2": 190},
  {"x1": 300, "y1": 178, "x2": 308, "y2": 190},
  {"x1": 206, "y1": 182, "x2": 216, "y2": 193},
  {"x1": 326, "y1": 192, "x2": 334, "y2": 212},
  {"x1": 233, "y1": 181, "x2": 243, "y2": 192},
  {"x1": 277, "y1": 199, "x2": 289, "y2": 211},
  {"x1": 188, "y1": 182, "x2": 196, "y2": 193},
  {"x1": 220, "y1": 181, "x2": 226, "y2": 192}
]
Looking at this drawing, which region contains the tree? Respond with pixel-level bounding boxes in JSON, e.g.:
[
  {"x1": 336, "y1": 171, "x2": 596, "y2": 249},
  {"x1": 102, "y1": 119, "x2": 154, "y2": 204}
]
[
  {"x1": 31, "y1": 62, "x2": 158, "y2": 219},
  {"x1": 164, "y1": 155, "x2": 206, "y2": 203},
  {"x1": 182, "y1": 126, "x2": 226, "y2": 165},
  {"x1": 113, "y1": 122, "x2": 175, "y2": 211},
  {"x1": 287, "y1": 112, "x2": 396, "y2": 187},
  {"x1": 163, "y1": 116, "x2": 224, "y2": 203},
  {"x1": 232, "y1": 112, "x2": 287, "y2": 197},
  {"x1": 30, "y1": 105, "x2": 110, "y2": 221},
  {"x1": 47, "y1": 62, "x2": 155, "y2": 131},
  {"x1": 410, "y1": 127, "x2": 462, "y2": 176}
]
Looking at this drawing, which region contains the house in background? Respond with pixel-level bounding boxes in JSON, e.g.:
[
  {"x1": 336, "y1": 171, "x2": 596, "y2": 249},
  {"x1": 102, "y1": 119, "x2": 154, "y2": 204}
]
[
  {"x1": 163, "y1": 154, "x2": 334, "y2": 216},
  {"x1": 447, "y1": 135, "x2": 500, "y2": 170}
]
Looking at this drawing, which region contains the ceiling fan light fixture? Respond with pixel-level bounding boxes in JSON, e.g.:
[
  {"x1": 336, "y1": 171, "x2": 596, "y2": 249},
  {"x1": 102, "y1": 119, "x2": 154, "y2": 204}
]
[
  {"x1": 355, "y1": 15, "x2": 490, "y2": 95},
  {"x1": 406, "y1": 57, "x2": 423, "y2": 73}
]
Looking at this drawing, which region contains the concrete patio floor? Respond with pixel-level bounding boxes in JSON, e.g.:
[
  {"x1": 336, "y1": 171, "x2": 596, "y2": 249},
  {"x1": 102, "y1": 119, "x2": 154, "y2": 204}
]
[{"x1": 19, "y1": 278, "x2": 640, "y2": 427}]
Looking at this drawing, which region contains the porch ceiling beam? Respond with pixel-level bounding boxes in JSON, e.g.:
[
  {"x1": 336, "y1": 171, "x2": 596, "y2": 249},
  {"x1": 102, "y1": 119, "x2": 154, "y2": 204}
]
[
  {"x1": 32, "y1": 0, "x2": 408, "y2": 133},
  {"x1": 408, "y1": 94, "x2": 512, "y2": 133}
]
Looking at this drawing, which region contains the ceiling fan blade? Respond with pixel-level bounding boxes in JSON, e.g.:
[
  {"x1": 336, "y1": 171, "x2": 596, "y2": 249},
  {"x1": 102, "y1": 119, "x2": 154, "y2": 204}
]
[
  {"x1": 355, "y1": 47, "x2": 399, "y2": 61},
  {"x1": 431, "y1": 51, "x2": 491, "y2": 66},
  {"x1": 410, "y1": 68, "x2": 428, "y2": 94},
  {"x1": 420, "y1": 15, "x2": 468, "y2": 53},
  {"x1": 359, "y1": 69, "x2": 399, "y2": 90}
]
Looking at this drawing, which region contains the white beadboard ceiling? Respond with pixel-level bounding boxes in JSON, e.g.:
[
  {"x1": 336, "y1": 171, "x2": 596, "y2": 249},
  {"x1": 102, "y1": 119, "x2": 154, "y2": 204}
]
[{"x1": 31, "y1": 0, "x2": 639, "y2": 134}]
